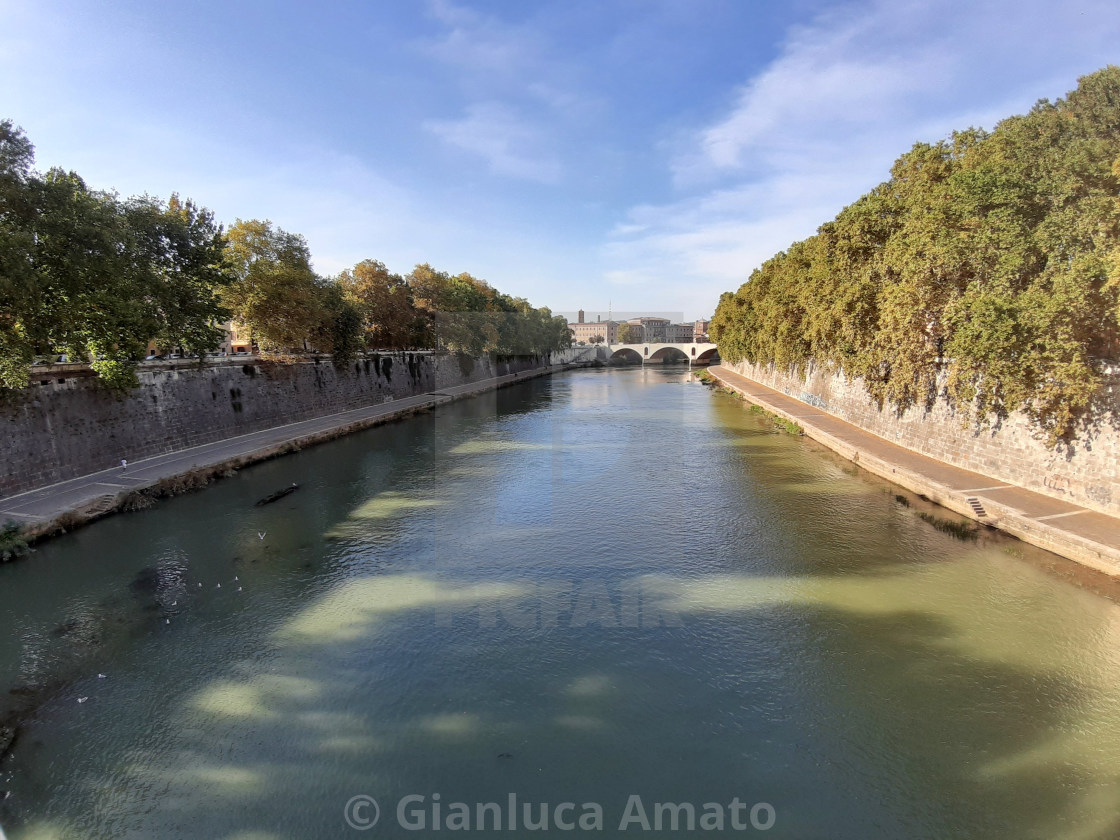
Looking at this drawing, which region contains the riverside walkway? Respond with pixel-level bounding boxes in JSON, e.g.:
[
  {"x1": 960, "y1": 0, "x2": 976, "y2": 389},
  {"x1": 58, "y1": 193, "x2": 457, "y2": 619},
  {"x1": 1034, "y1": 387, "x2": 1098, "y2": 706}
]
[
  {"x1": 0, "y1": 365, "x2": 572, "y2": 538},
  {"x1": 709, "y1": 365, "x2": 1120, "y2": 577}
]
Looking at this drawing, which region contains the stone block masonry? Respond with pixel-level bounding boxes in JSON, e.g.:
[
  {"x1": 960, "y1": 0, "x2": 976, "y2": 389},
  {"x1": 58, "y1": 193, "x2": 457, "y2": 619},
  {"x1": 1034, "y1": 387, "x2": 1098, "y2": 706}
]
[
  {"x1": 728, "y1": 359, "x2": 1120, "y2": 518},
  {"x1": 0, "y1": 351, "x2": 578, "y2": 499}
]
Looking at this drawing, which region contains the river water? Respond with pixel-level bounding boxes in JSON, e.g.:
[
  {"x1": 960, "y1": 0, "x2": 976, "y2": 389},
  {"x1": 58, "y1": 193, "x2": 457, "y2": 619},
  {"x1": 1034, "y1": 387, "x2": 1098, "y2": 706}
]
[{"x1": 1, "y1": 367, "x2": 1120, "y2": 839}]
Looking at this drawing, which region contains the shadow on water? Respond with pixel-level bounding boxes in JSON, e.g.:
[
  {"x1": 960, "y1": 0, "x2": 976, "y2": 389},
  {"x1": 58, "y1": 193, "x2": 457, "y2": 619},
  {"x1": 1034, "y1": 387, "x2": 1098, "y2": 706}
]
[
  {"x1": 2, "y1": 368, "x2": 1120, "y2": 839},
  {"x1": 7, "y1": 570, "x2": 1118, "y2": 839}
]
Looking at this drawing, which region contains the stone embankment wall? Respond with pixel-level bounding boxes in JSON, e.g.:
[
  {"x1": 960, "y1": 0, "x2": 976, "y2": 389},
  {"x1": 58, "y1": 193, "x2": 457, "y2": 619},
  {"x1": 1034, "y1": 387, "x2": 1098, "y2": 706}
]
[
  {"x1": 1, "y1": 349, "x2": 592, "y2": 498},
  {"x1": 728, "y1": 359, "x2": 1120, "y2": 518}
]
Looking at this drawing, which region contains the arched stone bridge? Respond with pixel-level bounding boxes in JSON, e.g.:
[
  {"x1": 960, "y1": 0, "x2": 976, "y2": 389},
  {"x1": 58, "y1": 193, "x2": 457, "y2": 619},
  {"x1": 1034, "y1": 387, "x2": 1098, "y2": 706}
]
[{"x1": 606, "y1": 342, "x2": 720, "y2": 366}]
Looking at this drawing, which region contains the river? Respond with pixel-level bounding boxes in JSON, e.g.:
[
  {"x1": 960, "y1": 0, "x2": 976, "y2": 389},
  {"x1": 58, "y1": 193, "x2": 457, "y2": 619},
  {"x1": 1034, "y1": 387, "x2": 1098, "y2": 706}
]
[{"x1": 1, "y1": 367, "x2": 1119, "y2": 839}]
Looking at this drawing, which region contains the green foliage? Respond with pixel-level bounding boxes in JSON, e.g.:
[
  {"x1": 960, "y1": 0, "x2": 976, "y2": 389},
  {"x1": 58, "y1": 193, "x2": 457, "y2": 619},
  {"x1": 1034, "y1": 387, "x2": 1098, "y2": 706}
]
[
  {"x1": 396, "y1": 263, "x2": 570, "y2": 355},
  {"x1": 1, "y1": 120, "x2": 569, "y2": 390},
  {"x1": 314, "y1": 282, "x2": 363, "y2": 367},
  {"x1": 0, "y1": 121, "x2": 231, "y2": 391},
  {"x1": 127, "y1": 194, "x2": 232, "y2": 357},
  {"x1": 616, "y1": 323, "x2": 638, "y2": 343},
  {"x1": 340, "y1": 259, "x2": 421, "y2": 349},
  {"x1": 223, "y1": 219, "x2": 323, "y2": 353},
  {"x1": 89, "y1": 357, "x2": 139, "y2": 392},
  {"x1": 0, "y1": 521, "x2": 29, "y2": 562},
  {"x1": 712, "y1": 67, "x2": 1120, "y2": 442},
  {"x1": 747, "y1": 403, "x2": 803, "y2": 435}
]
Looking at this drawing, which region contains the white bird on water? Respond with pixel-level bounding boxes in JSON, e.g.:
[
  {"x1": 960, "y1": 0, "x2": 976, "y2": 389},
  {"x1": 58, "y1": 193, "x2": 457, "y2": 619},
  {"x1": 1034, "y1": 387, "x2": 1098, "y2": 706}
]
[
  {"x1": 258, "y1": 531, "x2": 267, "y2": 540},
  {"x1": 77, "y1": 697, "x2": 88, "y2": 704},
  {"x1": 216, "y1": 583, "x2": 221, "y2": 589},
  {"x1": 97, "y1": 673, "x2": 106, "y2": 679}
]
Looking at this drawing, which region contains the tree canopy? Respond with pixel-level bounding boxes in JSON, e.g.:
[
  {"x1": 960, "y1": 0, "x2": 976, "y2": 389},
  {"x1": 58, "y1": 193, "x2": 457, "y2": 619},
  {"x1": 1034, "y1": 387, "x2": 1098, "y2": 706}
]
[
  {"x1": 0, "y1": 120, "x2": 568, "y2": 391},
  {"x1": 711, "y1": 66, "x2": 1120, "y2": 442},
  {"x1": 0, "y1": 120, "x2": 232, "y2": 389}
]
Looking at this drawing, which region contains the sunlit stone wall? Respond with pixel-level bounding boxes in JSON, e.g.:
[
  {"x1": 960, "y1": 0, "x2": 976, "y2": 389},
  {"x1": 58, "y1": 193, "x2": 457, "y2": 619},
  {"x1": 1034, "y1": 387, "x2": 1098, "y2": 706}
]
[
  {"x1": 729, "y1": 360, "x2": 1120, "y2": 517},
  {"x1": 0, "y1": 350, "x2": 590, "y2": 498}
]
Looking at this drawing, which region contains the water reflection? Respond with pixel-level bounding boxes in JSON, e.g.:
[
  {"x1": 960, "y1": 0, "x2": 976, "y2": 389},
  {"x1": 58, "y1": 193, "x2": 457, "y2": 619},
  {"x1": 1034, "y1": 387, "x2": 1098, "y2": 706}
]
[{"x1": 0, "y1": 368, "x2": 1119, "y2": 839}]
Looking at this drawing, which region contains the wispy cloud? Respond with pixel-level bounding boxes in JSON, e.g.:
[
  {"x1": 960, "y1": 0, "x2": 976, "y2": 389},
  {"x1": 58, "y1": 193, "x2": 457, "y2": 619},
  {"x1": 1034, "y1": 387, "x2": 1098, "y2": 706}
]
[
  {"x1": 606, "y1": 0, "x2": 1120, "y2": 311},
  {"x1": 416, "y1": 0, "x2": 599, "y2": 185},
  {"x1": 425, "y1": 102, "x2": 561, "y2": 183},
  {"x1": 421, "y1": 0, "x2": 542, "y2": 82}
]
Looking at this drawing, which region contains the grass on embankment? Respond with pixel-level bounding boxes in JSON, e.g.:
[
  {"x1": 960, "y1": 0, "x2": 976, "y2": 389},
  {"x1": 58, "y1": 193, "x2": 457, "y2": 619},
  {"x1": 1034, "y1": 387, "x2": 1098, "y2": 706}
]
[
  {"x1": 697, "y1": 369, "x2": 803, "y2": 435},
  {"x1": 747, "y1": 403, "x2": 803, "y2": 435}
]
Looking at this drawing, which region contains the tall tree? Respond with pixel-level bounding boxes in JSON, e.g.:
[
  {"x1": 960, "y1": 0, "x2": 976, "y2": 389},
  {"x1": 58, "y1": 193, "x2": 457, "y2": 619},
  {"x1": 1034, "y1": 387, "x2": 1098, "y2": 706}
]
[
  {"x1": 339, "y1": 259, "x2": 418, "y2": 349},
  {"x1": 223, "y1": 219, "x2": 323, "y2": 353},
  {"x1": 0, "y1": 120, "x2": 38, "y2": 387},
  {"x1": 126, "y1": 194, "x2": 232, "y2": 357}
]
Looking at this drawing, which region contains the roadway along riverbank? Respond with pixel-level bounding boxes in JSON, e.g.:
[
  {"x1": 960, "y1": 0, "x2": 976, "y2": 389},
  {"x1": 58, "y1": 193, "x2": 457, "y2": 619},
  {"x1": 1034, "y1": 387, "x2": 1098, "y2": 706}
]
[
  {"x1": 1, "y1": 363, "x2": 591, "y2": 545},
  {"x1": 708, "y1": 365, "x2": 1120, "y2": 577}
]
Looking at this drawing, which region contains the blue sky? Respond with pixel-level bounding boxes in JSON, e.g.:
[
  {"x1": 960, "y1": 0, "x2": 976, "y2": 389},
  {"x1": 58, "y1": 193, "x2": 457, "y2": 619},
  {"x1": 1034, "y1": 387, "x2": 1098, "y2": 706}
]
[{"x1": 2, "y1": 0, "x2": 1118, "y2": 321}]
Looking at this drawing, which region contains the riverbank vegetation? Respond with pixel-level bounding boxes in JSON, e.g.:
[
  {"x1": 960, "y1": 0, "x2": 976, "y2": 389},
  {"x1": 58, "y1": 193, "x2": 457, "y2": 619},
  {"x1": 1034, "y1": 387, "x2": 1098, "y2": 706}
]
[
  {"x1": 711, "y1": 66, "x2": 1120, "y2": 442},
  {"x1": 0, "y1": 521, "x2": 29, "y2": 561},
  {"x1": 747, "y1": 403, "x2": 804, "y2": 435},
  {"x1": 0, "y1": 121, "x2": 569, "y2": 391}
]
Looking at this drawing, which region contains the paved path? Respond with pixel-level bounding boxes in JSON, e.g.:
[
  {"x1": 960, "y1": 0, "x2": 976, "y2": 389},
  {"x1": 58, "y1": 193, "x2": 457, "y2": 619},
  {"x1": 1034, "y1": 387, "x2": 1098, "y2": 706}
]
[
  {"x1": 1, "y1": 366, "x2": 566, "y2": 532},
  {"x1": 709, "y1": 365, "x2": 1120, "y2": 576}
]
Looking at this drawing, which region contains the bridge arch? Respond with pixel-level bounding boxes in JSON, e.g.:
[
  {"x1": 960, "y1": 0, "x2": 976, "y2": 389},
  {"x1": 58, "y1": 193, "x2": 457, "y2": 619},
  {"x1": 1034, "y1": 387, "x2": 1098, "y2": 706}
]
[
  {"x1": 694, "y1": 347, "x2": 720, "y2": 365},
  {"x1": 608, "y1": 347, "x2": 643, "y2": 365},
  {"x1": 647, "y1": 346, "x2": 690, "y2": 364}
]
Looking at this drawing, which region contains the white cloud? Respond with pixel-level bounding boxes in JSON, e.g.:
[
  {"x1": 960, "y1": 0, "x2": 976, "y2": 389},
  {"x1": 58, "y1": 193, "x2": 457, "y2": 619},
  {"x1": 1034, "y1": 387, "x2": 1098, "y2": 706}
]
[
  {"x1": 606, "y1": 0, "x2": 1120, "y2": 315},
  {"x1": 421, "y1": 0, "x2": 538, "y2": 79},
  {"x1": 425, "y1": 102, "x2": 561, "y2": 183}
]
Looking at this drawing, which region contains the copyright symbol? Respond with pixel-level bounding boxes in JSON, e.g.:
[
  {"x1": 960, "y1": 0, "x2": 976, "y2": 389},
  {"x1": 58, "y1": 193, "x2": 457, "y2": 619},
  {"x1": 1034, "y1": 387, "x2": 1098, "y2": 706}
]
[{"x1": 344, "y1": 795, "x2": 380, "y2": 830}]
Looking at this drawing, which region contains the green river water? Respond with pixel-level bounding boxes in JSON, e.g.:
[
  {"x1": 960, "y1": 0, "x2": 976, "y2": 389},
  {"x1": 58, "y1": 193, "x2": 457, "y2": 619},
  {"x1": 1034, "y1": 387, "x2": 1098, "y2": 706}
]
[{"x1": 1, "y1": 367, "x2": 1119, "y2": 839}]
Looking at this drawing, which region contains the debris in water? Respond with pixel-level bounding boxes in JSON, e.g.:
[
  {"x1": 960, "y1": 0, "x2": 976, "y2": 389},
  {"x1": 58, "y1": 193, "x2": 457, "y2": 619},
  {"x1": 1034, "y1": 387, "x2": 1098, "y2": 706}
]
[{"x1": 255, "y1": 483, "x2": 299, "y2": 506}]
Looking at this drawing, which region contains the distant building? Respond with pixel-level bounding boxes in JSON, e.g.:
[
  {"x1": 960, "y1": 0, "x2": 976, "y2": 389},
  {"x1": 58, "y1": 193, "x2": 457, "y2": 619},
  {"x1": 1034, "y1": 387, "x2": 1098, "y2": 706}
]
[
  {"x1": 569, "y1": 315, "x2": 620, "y2": 344},
  {"x1": 665, "y1": 323, "x2": 694, "y2": 342},
  {"x1": 568, "y1": 311, "x2": 711, "y2": 345},
  {"x1": 221, "y1": 321, "x2": 253, "y2": 354},
  {"x1": 627, "y1": 316, "x2": 670, "y2": 342}
]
